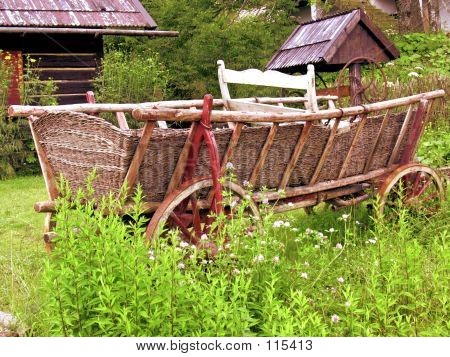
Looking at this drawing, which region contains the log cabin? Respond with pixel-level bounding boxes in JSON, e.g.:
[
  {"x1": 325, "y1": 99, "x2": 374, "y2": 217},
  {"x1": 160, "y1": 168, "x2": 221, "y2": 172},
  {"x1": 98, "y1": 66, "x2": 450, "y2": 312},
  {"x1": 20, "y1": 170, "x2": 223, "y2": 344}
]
[{"x1": 0, "y1": 0, "x2": 177, "y2": 105}]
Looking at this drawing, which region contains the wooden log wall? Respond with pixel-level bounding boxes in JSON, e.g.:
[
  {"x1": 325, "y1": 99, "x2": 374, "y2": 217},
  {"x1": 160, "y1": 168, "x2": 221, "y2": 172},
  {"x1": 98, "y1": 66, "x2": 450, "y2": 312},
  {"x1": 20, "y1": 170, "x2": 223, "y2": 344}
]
[{"x1": 0, "y1": 33, "x2": 102, "y2": 105}]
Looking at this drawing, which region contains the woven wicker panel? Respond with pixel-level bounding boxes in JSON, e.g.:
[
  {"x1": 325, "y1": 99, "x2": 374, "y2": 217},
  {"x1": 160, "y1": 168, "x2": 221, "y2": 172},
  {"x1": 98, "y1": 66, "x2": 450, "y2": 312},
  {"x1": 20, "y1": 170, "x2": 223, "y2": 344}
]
[
  {"x1": 32, "y1": 111, "x2": 139, "y2": 198},
  {"x1": 288, "y1": 124, "x2": 331, "y2": 186},
  {"x1": 138, "y1": 128, "x2": 189, "y2": 202},
  {"x1": 378, "y1": 110, "x2": 416, "y2": 167},
  {"x1": 254, "y1": 124, "x2": 304, "y2": 189},
  {"x1": 316, "y1": 122, "x2": 358, "y2": 182},
  {"x1": 225, "y1": 126, "x2": 271, "y2": 185}
]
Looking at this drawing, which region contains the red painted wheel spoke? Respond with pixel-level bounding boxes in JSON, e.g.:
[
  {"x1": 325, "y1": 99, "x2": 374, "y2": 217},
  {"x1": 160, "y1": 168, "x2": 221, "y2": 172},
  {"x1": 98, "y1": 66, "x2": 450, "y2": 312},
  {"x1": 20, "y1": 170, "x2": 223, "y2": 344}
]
[
  {"x1": 421, "y1": 192, "x2": 438, "y2": 203},
  {"x1": 169, "y1": 212, "x2": 198, "y2": 244},
  {"x1": 410, "y1": 171, "x2": 422, "y2": 197},
  {"x1": 415, "y1": 175, "x2": 433, "y2": 198},
  {"x1": 190, "y1": 196, "x2": 202, "y2": 237}
]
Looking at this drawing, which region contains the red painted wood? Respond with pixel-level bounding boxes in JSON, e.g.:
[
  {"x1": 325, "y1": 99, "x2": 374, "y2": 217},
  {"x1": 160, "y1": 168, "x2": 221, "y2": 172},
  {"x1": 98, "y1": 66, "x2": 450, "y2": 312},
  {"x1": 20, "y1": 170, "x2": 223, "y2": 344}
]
[{"x1": 400, "y1": 99, "x2": 428, "y2": 165}]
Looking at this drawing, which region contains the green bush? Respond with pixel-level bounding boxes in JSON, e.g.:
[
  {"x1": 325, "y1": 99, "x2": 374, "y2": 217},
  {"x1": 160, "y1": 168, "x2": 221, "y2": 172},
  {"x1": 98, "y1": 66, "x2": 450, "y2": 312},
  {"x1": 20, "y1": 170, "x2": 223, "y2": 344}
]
[
  {"x1": 0, "y1": 54, "x2": 57, "y2": 179},
  {"x1": 37, "y1": 174, "x2": 450, "y2": 336},
  {"x1": 94, "y1": 51, "x2": 169, "y2": 104}
]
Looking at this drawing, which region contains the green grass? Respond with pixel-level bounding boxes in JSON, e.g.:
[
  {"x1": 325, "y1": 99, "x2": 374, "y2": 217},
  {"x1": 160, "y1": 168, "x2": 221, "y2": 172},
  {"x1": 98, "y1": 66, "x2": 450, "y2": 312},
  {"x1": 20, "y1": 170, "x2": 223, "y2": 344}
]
[
  {"x1": 0, "y1": 176, "x2": 47, "y2": 326},
  {"x1": 1, "y1": 174, "x2": 449, "y2": 336}
]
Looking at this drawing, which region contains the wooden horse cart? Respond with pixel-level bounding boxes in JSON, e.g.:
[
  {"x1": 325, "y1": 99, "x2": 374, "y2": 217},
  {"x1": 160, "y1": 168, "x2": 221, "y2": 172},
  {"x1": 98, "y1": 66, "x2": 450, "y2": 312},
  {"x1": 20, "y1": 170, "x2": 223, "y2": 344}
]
[{"x1": 8, "y1": 81, "x2": 446, "y2": 249}]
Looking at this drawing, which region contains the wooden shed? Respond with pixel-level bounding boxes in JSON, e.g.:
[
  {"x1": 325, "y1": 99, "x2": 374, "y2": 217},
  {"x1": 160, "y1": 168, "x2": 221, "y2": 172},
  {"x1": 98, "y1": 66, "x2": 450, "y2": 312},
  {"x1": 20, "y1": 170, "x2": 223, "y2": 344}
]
[
  {"x1": 266, "y1": 8, "x2": 399, "y2": 73},
  {"x1": 0, "y1": 0, "x2": 177, "y2": 105}
]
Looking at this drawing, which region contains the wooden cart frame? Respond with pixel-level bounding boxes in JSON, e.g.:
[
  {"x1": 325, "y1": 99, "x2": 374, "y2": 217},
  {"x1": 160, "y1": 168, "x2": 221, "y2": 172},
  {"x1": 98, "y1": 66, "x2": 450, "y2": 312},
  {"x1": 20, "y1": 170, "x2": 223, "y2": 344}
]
[{"x1": 9, "y1": 89, "x2": 447, "y2": 249}]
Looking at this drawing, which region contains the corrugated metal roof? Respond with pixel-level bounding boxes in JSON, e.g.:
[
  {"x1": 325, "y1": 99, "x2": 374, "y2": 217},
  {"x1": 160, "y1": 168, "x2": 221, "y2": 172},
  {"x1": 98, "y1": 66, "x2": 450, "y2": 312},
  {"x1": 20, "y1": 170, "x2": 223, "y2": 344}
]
[
  {"x1": 266, "y1": 9, "x2": 399, "y2": 72},
  {"x1": 0, "y1": 0, "x2": 157, "y2": 28}
]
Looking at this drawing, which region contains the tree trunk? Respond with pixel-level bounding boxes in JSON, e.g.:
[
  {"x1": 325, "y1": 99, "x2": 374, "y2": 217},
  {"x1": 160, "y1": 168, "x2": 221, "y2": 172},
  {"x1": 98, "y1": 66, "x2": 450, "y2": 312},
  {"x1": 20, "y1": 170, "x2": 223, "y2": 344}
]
[
  {"x1": 395, "y1": 0, "x2": 424, "y2": 33},
  {"x1": 423, "y1": 0, "x2": 441, "y2": 32}
]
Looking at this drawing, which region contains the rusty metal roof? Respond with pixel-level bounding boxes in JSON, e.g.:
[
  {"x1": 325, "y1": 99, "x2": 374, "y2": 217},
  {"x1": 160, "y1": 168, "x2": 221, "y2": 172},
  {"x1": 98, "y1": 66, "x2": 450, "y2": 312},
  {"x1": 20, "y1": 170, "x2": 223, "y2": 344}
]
[
  {"x1": 0, "y1": 0, "x2": 157, "y2": 29},
  {"x1": 266, "y1": 9, "x2": 399, "y2": 72}
]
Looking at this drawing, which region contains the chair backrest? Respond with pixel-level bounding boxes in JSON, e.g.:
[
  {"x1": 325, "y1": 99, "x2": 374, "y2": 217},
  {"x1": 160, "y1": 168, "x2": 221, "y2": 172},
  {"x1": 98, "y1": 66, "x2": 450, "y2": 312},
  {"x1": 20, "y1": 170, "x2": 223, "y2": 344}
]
[{"x1": 217, "y1": 60, "x2": 319, "y2": 113}]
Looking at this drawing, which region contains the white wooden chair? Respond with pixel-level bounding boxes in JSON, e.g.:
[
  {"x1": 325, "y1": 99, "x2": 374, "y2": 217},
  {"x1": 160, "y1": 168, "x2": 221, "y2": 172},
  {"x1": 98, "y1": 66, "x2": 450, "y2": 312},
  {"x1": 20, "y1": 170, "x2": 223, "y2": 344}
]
[{"x1": 217, "y1": 60, "x2": 319, "y2": 115}]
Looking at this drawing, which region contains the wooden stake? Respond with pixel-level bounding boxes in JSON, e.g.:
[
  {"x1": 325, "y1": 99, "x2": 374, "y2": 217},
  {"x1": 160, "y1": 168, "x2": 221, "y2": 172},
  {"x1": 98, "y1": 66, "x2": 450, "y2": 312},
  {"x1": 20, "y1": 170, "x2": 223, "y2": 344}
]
[
  {"x1": 278, "y1": 122, "x2": 312, "y2": 190},
  {"x1": 363, "y1": 109, "x2": 391, "y2": 173},
  {"x1": 249, "y1": 124, "x2": 279, "y2": 185},
  {"x1": 338, "y1": 114, "x2": 367, "y2": 178},
  {"x1": 309, "y1": 119, "x2": 341, "y2": 185},
  {"x1": 166, "y1": 123, "x2": 198, "y2": 196},
  {"x1": 388, "y1": 105, "x2": 414, "y2": 166},
  {"x1": 123, "y1": 121, "x2": 155, "y2": 196}
]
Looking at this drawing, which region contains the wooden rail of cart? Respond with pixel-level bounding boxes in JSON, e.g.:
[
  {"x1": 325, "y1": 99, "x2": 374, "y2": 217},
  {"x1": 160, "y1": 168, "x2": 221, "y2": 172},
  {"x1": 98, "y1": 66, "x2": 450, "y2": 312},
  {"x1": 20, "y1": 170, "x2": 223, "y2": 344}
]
[{"x1": 9, "y1": 89, "x2": 447, "y2": 249}]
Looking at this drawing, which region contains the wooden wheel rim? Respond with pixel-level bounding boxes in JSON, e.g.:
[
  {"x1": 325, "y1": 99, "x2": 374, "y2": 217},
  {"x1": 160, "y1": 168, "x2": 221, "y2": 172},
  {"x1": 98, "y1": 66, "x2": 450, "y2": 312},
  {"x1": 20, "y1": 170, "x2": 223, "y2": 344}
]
[
  {"x1": 146, "y1": 177, "x2": 261, "y2": 242},
  {"x1": 378, "y1": 164, "x2": 445, "y2": 216}
]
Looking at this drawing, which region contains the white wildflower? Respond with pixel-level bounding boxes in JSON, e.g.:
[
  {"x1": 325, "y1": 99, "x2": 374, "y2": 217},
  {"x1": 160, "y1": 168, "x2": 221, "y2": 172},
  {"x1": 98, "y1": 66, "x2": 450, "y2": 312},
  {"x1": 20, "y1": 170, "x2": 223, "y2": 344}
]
[
  {"x1": 304, "y1": 261, "x2": 310, "y2": 267},
  {"x1": 283, "y1": 221, "x2": 290, "y2": 227},
  {"x1": 292, "y1": 227, "x2": 298, "y2": 232},
  {"x1": 331, "y1": 314, "x2": 340, "y2": 323},
  {"x1": 189, "y1": 254, "x2": 195, "y2": 259},
  {"x1": 230, "y1": 253, "x2": 236, "y2": 259},
  {"x1": 385, "y1": 62, "x2": 394, "y2": 66},
  {"x1": 415, "y1": 66, "x2": 423, "y2": 70},
  {"x1": 337, "y1": 277, "x2": 344, "y2": 283},
  {"x1": 225, "y1": 243, "x2": 231, "y2": 249},
  {"x1": 263, "y1": 197, "x2": 269, "y2": 204},
  {"x1": 232, "y1": 268, "x2": 241, "y2": 275},
  {"x1": 368, "y1": 238, "x2": 377, "y2": 244},
  {"x1": 345, "y1": 301, "x2": 351, "y2": 308},
  {"x1": 287, "y1": 202, "x2": 294, "y2": 207},
  {"x1": 329, "y1": 228, "x2": 335, "y2": 233},
  {"x1": 260, "y1": 240, "x2": 266, "y2": 246},
  {"x1": 335, "y1": 243, "x2": 343, "y2": 249},
  {"x1": 272, "y1": 256, "x2": 280, "y2": 264},
  {"x1": 191, "y1": 245, "x2": 197, "y2": 250},
  {"x1": 341, "y1": 213, "x2": 350, "y2": 221},
  {"x1": 178, "y1": 262, "x2": 185, "y2": 270},
  {"x1": 305, "y1": 228, "x2": 313, "y2": 235},
  {"x1": 226, "y1": 162, "x2": 234, "y2": 170},
  {"x1": 314, "y1": 244, "x2": 320, "y2": 249},
  {"x1": 243, "y1": 180, "x2": 250, "y2": 187},
  {"x1": 149, "y1": 255, "x2": 155, "y2": 261},
  {"x1": 180, "y1": 241, "x2": 189, "y2": 248},
  {"x1": 273, "y1": 220, "x2": 283, "y2": 228},
  {"x1": 200, "y1": 234, "x2": 208, "y2": 241},
  {"x1": 230, "y1": 200, "x2": 237, "y2": 208},
  {"x1": 175, "y1": 247, "x2": 182, "y2": 252},
  {"x1": 318, "y1": 232, "x2": 324, "y2": 238},
  {"x1": 301, "y1": 272, "x2": 308, "y2": 279},
  {"x1": 254, "y1": 254, "x2": 265, "y2": 263},
  {"x1": 408, "y1": 71, "x2": 420, "y2": 77}
]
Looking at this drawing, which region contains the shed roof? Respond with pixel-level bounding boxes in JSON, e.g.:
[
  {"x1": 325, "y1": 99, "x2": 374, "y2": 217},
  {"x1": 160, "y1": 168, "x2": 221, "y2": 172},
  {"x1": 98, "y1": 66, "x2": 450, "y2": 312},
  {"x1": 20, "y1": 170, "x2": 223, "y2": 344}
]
[
  {"x1": 0, "y1": 0, "x2": 157, "y2": 29},
  {"x1": 266, "y1": 9, "x2": 399, "y2": 72}
]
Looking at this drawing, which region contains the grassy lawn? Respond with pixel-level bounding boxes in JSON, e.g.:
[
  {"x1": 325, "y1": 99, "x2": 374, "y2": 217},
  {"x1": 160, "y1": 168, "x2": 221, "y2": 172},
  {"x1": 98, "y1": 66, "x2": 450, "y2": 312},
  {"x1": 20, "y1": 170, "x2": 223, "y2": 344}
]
[{"x1": 0, "y1": 176, "x2": 47, "y2": 327}]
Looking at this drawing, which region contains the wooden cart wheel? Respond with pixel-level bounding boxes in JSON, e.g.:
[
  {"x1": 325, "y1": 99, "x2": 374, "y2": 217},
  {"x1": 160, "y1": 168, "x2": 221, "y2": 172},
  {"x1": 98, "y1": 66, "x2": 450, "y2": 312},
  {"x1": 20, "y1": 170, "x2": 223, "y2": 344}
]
[
  {"x1": 146, "y1": 177, "x2": 261, "y2": 245},
  {"x1": 378, "y1": 164, "x2": 445, "y2": 217}
]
